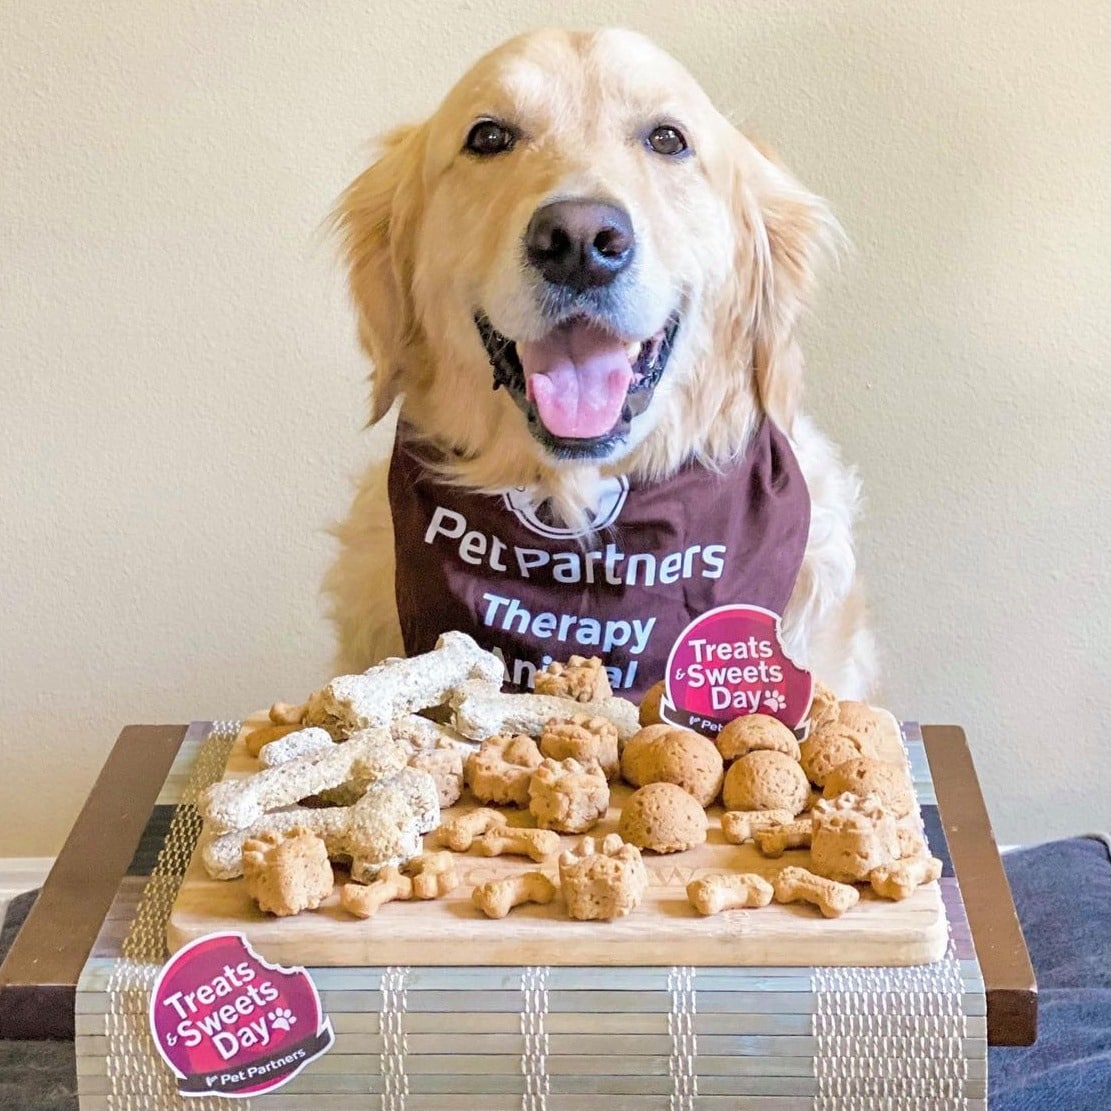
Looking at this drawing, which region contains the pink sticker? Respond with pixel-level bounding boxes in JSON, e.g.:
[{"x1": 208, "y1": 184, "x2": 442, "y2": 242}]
[
  {"x1": 149, "y1": 932, "x2": 333, "y2": 1098},
  {"x1": 661, "y1": 604, "x2": 813, "y2": 737}
]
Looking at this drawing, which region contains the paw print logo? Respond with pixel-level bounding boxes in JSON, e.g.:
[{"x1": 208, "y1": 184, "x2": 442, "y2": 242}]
[
  {"x1": 268, "y1": 1007, "x2": 296, "y2": 1033},
  {"x1": 762, "y1": 691, "x2": 786, "y2": 713}
]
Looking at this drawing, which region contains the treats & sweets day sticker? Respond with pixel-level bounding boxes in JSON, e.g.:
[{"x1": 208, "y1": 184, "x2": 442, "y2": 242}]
[
  {"x1": 661, "y1": 604, "x2": 812, "y2": 736},
  {"x1": 149, "y1": 932, "x2": 334, "y2": 1098}
]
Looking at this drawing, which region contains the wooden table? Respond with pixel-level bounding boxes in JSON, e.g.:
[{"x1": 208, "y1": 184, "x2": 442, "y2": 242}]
[{"x1": 0, "y1": 723, "x2": 1037, "y2": 1045}]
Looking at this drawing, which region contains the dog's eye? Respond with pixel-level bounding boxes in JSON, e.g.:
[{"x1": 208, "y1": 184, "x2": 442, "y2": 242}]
[
  {"x1": 647, "y1": 125, "x2": 688, "y2": 156},
  {"x1": 465, "y1": 120, "x2": 516, "y2": 156}
]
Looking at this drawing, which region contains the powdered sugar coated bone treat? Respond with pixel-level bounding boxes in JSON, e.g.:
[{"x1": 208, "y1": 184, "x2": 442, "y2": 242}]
[
  {"x1": 202, "y1": 766, "x2": 439, "y2": 882},
  {"x1": 257, "y1": 727, "x2": 335, "y2": 768},
  {"x1": 199, "y1": 727, "x2": 407, "y2": 833},
  {"x1": 305, "y1": 631, "x2": 503, "y2": 735},
  {"x1": 451, "y1": 680, "x2": 640, "y2": 744}
]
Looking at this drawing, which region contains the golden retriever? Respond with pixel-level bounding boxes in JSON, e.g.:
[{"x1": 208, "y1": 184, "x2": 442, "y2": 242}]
[{"x1": 326, "y1": 27, "x2": 876, "y2": 700}]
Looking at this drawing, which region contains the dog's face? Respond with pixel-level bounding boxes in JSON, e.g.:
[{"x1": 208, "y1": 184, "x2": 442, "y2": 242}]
[{"x1": 338, "y1": 29, "x2": 832, "y2": 478}]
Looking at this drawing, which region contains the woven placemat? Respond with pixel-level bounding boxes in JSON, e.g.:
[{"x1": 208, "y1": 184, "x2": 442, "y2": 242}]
[{"x1": 75, "y1": 722, "x2": 986, "y2": 1111}]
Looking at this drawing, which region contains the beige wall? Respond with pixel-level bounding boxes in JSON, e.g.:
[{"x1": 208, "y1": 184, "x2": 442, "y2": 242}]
[{"x1": 2, "y1": 1, "x2": 1108, "y2": 853}]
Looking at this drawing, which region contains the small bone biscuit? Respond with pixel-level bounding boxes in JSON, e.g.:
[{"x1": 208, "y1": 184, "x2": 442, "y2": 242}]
[
  {"x1": 528, "y1": 757, "x2": 610, "y2": 833},
  {"x1": 472, "y1": 872, "x2": 557, "y2": 919},
  {"x1": 466, "y1": 734, "x2": 543, "y2": 806},
  {"x1": 200, "y1": 727, "x2": 407, "y2": 833},
  {"x1": 687, "y1": 873, "x2": 774, "y2": 915},
  {"x1": 403, "y1": 851, "x2": 460, "y2": 899},
  {"x1": 257, "y1": 727, "x2": 335, "y2": 768},
  {"x1": 244, "y1": 722, "x2": 302, "y2": 758},
  {"x1": 638, "y1": 680, "x2": 666, "y2": 727},
  {"x1": 202, "y1": 766, "x2": 439, "y2": 882},
  {"x1": 269, "y1": 701, "x2": 307, "y2": 726},
  {"x1": 451, "y1": 680, "x2": 640, "y2": 744},
  {"x1": 822, "y1": 757, "x2": 916, "y2": 818},
  {"x1": 409, "y1": 745, "x2": 465, "y2": 808},
  {"x1": 722, "y1": 750, "x2": 811, "y2": 815},
  {"x1": 558, "y1": 834, "x2": 649, "y2": 921},
  {"x1": 305, "y1": 631, "x2": 503, "y2": 735},
  {"x1": 534, "y1": 656, "x2": 613, "y2": 703},
  {"x1": 869, "y1": 855, "x2": 943, "y2": 901},
  {"x1": 720, "y1": 809, "x2": 795, "y2": 844},
  {"x1": 540, "y1": 716, "x2": 620, "y2": 781},
  {"x1": 717, "y1": 714, "x2": 801, "y2": 763},
  {"x1": 773, "y1": 865, "x2": 860, "y2": 918},
  {"x1": 475, "y1": 827, "x2": 561, "y2": 862},
  {"x1": 754, "y1": 819, "x2": 813, "y2": 857},
  {"x1": 437, "y1": 808, "x2": 508, "y2": 851},
  {"x1": 340, "y1": 867, "x2": 413, "y2": 918},
  {"x1": 242, "y1": 827, "x2": 334, "y2": 917}
]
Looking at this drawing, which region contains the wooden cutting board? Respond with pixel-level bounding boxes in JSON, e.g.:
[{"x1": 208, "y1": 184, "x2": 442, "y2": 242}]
[{"x1": 167, "y1": 709, "x2": 948, "y2": 967}]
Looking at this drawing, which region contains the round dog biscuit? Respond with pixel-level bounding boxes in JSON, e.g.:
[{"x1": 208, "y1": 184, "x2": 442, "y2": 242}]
[
  {"x1": 620, "y1": 724, "x2": 673, "y2": 786},
  {"x1": 822, "y1": 756, "x2": 915, "y2": 818},
  {"x1": 618, "y1": 782, "x2": 708, "y2": 854},
  {"x1": 717, "y1": 714, "x2": 801, "y2": 763},
  {"x1": 631, "y1": 728, "x2": 723, "y2": 807},
  {"x1": 807, "y1": 681, "x2": 840, "y2": 731},
  {"x1": 722, "y1": 750, "x2": 810, "y2": 814},
  {"x1": 639, "y1": 681, "x2": 666, "y2": 727},
  {"x1": 799, "y1": 723, "x2": 872, "y2": 787},
  {"x1": 835, "y1": 701, "x2": 884, "y2": 741}
]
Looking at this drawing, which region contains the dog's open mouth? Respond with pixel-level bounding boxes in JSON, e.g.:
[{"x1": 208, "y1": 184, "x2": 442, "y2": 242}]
[{"x1": 476, "y1": 312, "x2": 680, "y2": 458}]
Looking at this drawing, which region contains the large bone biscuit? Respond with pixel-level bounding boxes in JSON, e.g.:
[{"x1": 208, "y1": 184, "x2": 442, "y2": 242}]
[
  {"x1": 451, "y1": 680, "x2": 639, "y2": 744},
  {"x1": 305, "y1": 631, "x2": 503, "y2": 735},
  {"x1": 199, "y1": 727, "x2": 406, "y2": 833}
]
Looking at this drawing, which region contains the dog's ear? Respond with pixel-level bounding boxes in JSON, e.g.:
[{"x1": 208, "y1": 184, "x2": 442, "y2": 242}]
[
  {"x1": 334, "y1": 124, "x2": 428, "y2": 425},
  {"x1": 727, "y1": 135, "x2": 838, "y2": 433}
]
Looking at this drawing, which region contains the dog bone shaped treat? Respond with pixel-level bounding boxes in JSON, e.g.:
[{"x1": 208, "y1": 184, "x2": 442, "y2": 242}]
[
  {"x1": 471, "y1": 872, "x2": 557, "y2": 919},
  {"x1": 199, "y1": 727, "x2": 407, "y2": 833},
  {"x1": 869, "y1": 855, "x2": 943, "y2": 901},
  {"x1": 242, "y1": 827, "x2": 334, "y2": 917},
  {"x1": 392, "y1": 713, "x2": 475, "y2": 755},
  {"x1": 465, "y1": 734, "x2": 543, "y2": 807},
  {"x1": 257, "y1": 726, "x2": 335, "y2": 768},
  {"x1": 474, "y1": 827, "x2": 562, "y2": 862},
  {"x1": 539, "y1": 716, "x2": 620, "y2": 781},
  {"x1": 773, "y1": 865, "x2": 860, "y2": 918},
  {"x1": 203, "y1": 767, "x2": 439, "y2": 882},
  {"x1": 687, "y1": 873, "x2": 774, "y2": 915},
  {"x1": 810, "y1": 792, "x2": 900, "y2": 882},
  {"x1": 402, "y1": 851, "x2": 460, "y2": 900},
  {"x1": 451, "y1": 680, "x2": 640, "y2": 743},
  {"x1": 558, "y1": 833, "x2": 649, "y2": 921},
  {"x1": 720, "y1": 809, "x2": 796, "y2": 844},
  {"x1": 754, "y1": 819, "x2": 813, "y2": 857},
  {"x1": 534, "y1": 656, "x2": 613, "y2": 703},
  {"x1": 244, "y1": 722, "x2": 302, "y2": 758},
  {"x1": 269, "y1": 701, "x2": 307, "y2": 726},
  {"x1": 528, "y1": 756, "x2": 610, "y2": 833},
  {"x1": 305, "y1": 631, "x2": 503, "y2": 735},
  {"x1": 437, "y1": 808, "x2": 508, "y2": 851},
  {"x1": 340, "y1": 866, "x2": 413, "y2": 918}
]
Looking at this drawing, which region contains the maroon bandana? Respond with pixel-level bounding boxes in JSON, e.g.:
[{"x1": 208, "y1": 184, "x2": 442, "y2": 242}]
[{"x1": 388, "y1": 420, "x2": 810, "y2": 699}]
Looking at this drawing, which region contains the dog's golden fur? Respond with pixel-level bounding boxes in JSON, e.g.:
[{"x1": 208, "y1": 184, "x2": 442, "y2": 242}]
[{"x1": 326, "y1": 28, "x2": 876, "y2": 697}]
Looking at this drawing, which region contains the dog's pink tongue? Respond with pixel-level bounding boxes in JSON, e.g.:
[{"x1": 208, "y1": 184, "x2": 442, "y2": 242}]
[{"x1": 519, "y1": 321, "x2": 632, "y2": 439}]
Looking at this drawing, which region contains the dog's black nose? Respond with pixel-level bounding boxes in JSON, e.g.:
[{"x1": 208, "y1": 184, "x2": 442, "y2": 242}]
[{"x1": 525, "y1": 200, "x2": 635, "y2": 290}]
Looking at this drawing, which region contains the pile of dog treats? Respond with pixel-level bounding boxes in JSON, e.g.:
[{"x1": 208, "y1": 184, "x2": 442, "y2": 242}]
[{"x1": 196, "y1": 632, "x2": 941, "y2": 923}]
